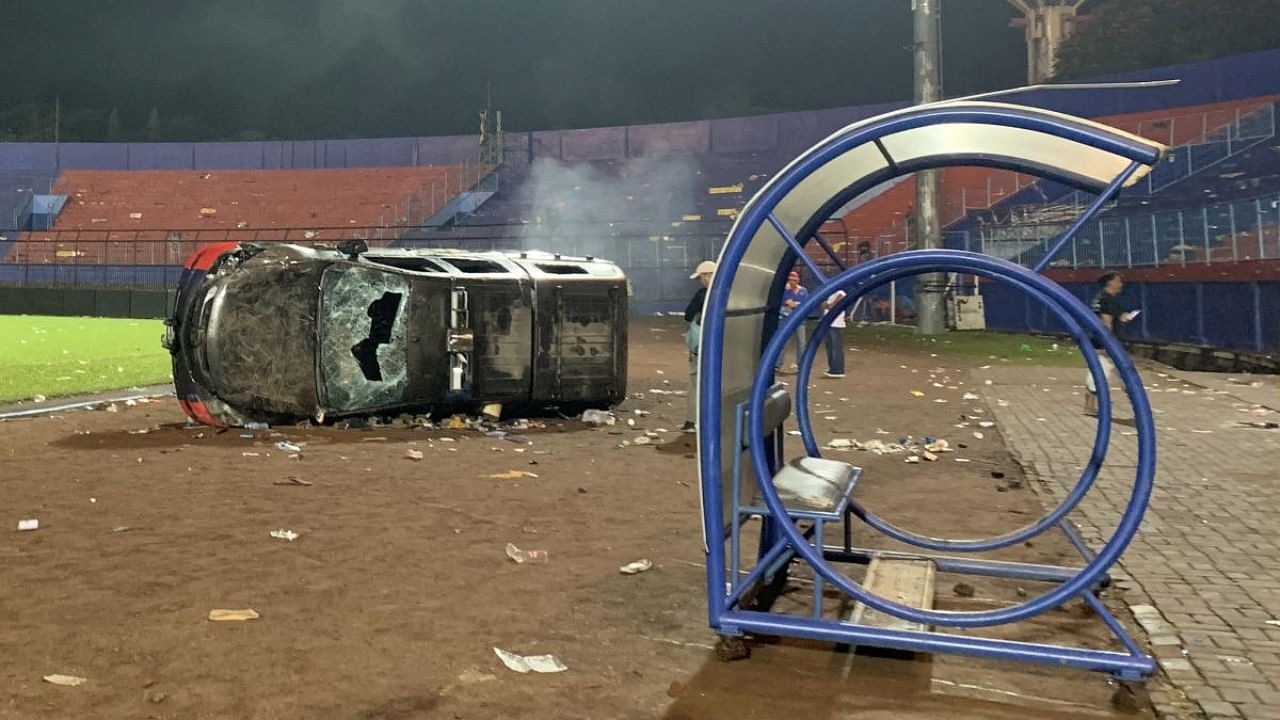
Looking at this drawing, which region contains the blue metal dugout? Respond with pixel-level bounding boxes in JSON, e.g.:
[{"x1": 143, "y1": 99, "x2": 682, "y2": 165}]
[{"x1": 696, "y1": 101, "x2": 1165, "y2": 680}]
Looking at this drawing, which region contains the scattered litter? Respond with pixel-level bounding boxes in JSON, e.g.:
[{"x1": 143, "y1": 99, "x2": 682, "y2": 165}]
[
  {"x1": 620, "y1": 559, "x2": 654, "y2": 575},
  {"x1": 823, "y1": 416, "x2": 838, "y2": 421},
  {"x1": 17, "y1": 519, "x2": 39, "y2": 532},
  {"x1": 933, "y1": 398, "x2": 948, "y2": 403},
  {"x1": 489, "y1": 470, "x2": 539, "y2": 479},
  {"x1": 43, "y1": 674, "x2": 87, "y2": 687},
  {"x1": 32, "y1": 394, "x2": 46, "y2": 403},
  {"x1": 239, "y1": 433, "x2": 255, "y2": 439},
  {"x1": 244, "y1": 422, "x2": 269, "y2": 430},
  {"x1": 787, "y1": 430, "x2": 802, "y2": 436},
  {"x1": 208, "y1": 609, "x2": 259, "y2": 622},
  {"x1": 973, "y1": 431, "x2": 985, "y2": 440},
  {"x1": 955, "y1": 458, "x2": 972, "y2": 463},
  {"x1": 633, "y1": 436, "x2": 653, "y2": 445},
  {"x1": 1190, "y1": 430, "x2": 1213, "y2": 434},
  {"x1": 273, "y1": 476, "x2": 312, "y2": 487},
  {"x1": 827, "y1": 438, "x2": 855, "y2": 449},
  {"x1": 978, "y1": 421, "x2": 995, "y2": 428},
  {"x1": 582, "y1": 409, "x2": 616, "y2": 426},
  {"x1": 275, "y1": 441, "x2": 302, "y2": 453},
  {"x1": 269, "y1": 529, "x2": 299, "y2": 542},
  {"x1": 909, "y1": 390, "x2": 925, "y2": 398},
  {"x1": 405, "y1": 449, "x2": 424, "y2": 461},
  {"x1": 105, "y1": 403, "x2": 119, "y2": 413},
  {"x1": 921, "y1": 451, "x2": 939, "y2": 462},
  {"x1": 905, "y1": 456, "x2": 921, "y2": 464},
  {"x1": 924, "y1": 439, "x2": 952, "y2": 453},
  {"x1": 1265, "y1": 620, "x2": 1280, "y2": 627},
  {"x1": 241, "y1": 451, "x2": 261, "y2": 457},
  {"x1": 493, "y1": 647, "x2": 567, "y2": 674},
  {"x1": 112, "y1": 526, "x2": 132, "y2": 533},
  {"x1": 962, "y1": 392, "x2": 979, "y2": 400},
  {"x1": 482, "y1": 403, "x2": 503, "y2": 420},
  {"x1": 505, "y1": 542, "x2": 549, "y2": 564}
]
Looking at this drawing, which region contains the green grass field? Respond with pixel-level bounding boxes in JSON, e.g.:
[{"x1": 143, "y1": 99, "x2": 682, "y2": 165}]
[
  {"x1": 845, "y1": 324, "x2": 1086, "y2": 367},
  {"x1": 0, "y1": 316, "x2": 173, "y2": 403}
]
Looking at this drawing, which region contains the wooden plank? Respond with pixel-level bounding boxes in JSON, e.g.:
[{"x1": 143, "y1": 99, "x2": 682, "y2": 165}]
[{"x1": 849, "y1": 558, "x2": 936, "y2": 633}]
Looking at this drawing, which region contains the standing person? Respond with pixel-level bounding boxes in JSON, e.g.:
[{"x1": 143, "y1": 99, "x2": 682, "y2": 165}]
[
  {"x1": 682, "y1": 260, "x2": 716, "y2": 432},
  {"x1": 775, "y1": 271, "x2": 809, "y2": 373},
  {"x1": 1084, "y1": 272, "x2": 1137, "y2": 416},
  {"x1": 822, "y1": 289, "x2": 848, "y2": 378}
]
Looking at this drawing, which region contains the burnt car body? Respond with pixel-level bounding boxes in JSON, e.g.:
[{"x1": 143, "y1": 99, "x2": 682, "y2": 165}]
[{"x1": 164, "y1": 242, "x2": 628, "y2": 426}]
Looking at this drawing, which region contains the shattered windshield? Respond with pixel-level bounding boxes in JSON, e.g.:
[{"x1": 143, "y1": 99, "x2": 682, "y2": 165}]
[{"x1": 319, "y1": 265, "x2": 411, "y2": 412}]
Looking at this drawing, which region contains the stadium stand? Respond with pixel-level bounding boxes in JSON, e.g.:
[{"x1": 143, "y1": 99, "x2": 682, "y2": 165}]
[{"x1": 6, "y1": 166, "x2": 481, "y2": 269}]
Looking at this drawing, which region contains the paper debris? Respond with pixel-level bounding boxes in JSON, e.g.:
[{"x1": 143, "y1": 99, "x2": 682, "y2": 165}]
[
  {"x1": 405, "y1": 449, "x2": 424, "y2": 461},
  {"x1": 269, "y1": 529, "x2": 299, "y2": 542},
  {"x1": 208, "y1": 609, "x2": 259, "y2": 622},
  {"x1": 493, "y1": 647, "x2": 567, "y2": 674},
  {"x1": 619, "y1": 559, "x2": 654, "y2": 575},
  {"x1": 505, "y1": 542, "x2": 549, "y2": 564},
  {"x1": 909, "y1": 390, "x2": 926, "y2": 398},
  {"x1": 17, "y1": 518, "x2": 39, "y2": 531},
  {"x1": 43, "y1": 674, "x2": 88, "y2": 687},
  {"x1": 489, "y1": 470, "x2": 539, "y2": 479}
]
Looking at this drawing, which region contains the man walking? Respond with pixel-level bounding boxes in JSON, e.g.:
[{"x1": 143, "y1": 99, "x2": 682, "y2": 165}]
[
  {"x1": 822, "y1": 289, "x2": 847, "y2": 378},
  {"x1": 1084, "y1": 272, "x2": 1136, "y2": 416}
]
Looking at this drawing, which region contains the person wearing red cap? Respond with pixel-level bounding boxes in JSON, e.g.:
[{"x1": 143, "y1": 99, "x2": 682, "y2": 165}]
[{"x1": 775, "y1": 271, "x2": 809, "y2": 373}]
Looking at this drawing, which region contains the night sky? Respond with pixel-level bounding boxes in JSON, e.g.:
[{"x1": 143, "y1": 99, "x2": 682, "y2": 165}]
[{"x1": 2, "y1": 0, "x2": 1027, "y2": 139}]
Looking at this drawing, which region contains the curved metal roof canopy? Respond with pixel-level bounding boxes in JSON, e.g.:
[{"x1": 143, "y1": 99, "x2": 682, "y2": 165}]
[{"x1": 697, "y1": 101, "x2": 1164, "y2": 535}]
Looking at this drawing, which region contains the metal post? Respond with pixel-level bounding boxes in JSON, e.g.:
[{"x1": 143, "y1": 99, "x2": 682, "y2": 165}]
[
  {"x1": 1124, "y1": 219, "x2": 1132, "y2": 268},
  {"x1": 913, "y1": 0, "x2": 945, "y2": 334},
  {"x1": 1151, "y1": 213, "x2": 1160, "y2": 267},
  {"x1": 1229, "y1": 203, "x2": 1238, "y2": 262},
  {"x1": 1258, "y1": 199, "x2": 1267, "y2": 259},
  {"x1": 1202, "y1": 207, "x2": 1211, "y2": 264},
  {"x1": 889, "y1": 280, "x2": 897, "y2": 325}
]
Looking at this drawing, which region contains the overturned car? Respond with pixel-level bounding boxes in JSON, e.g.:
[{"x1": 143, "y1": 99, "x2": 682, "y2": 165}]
[{"x1": 164, "y1": 242, "x2": 628, "y2": 427}]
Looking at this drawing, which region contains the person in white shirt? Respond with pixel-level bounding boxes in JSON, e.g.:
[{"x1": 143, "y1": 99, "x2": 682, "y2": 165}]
[{"x1": 822, "y1": 290, "x2": 847, "y2": 378}]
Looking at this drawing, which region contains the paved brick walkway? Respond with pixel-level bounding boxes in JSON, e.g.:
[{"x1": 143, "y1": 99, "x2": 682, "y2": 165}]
[{"x1": 981, "y1": 364, "x2": 1280, "y2": 720}]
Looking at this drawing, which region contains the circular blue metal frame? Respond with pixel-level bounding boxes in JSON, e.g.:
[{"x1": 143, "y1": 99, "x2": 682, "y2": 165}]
[
  {"x1": 789, "y1": 272, "x2": 1115, "y2": 552},
  {"x1": 697, "y1": 102, "x2": 1160, "y2": 632},
  {"x1": 748, "y1": 252, "x2": 1155, "y2": 628}
]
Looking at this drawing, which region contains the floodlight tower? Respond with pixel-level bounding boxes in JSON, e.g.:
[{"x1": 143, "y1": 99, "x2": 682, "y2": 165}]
[{"x1": 1008, "y1": 0, "x2": 1088, "y2": 82}]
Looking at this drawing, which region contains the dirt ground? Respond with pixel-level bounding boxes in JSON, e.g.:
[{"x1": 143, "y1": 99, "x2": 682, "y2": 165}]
[{"x1": 1, "y1": 317, "x2": 1161, "y2": 720}]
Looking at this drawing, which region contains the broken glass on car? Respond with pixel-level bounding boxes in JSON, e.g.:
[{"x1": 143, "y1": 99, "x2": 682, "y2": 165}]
[{"x1": 319, "y1": 265, "x2": 411, "y2": 413}]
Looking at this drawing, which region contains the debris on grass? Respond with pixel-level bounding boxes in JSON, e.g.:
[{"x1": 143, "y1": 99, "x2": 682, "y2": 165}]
[{"x1": 493, "y1": 647, "x2": 567, "y2": 674}]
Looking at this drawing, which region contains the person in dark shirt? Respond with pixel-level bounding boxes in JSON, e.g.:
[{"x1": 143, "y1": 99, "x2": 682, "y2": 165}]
[
  {"x1": 1084, "y1": 272, "x2": 1136, "y2": 416},
  {"x1": 682, "y1": 260, "x2": 716, "y2": 432}
]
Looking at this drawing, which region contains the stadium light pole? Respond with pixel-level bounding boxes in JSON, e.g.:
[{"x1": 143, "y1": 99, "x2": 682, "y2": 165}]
[{"x1": 912, "y1": 0, "x2": 946, "y2": 335}]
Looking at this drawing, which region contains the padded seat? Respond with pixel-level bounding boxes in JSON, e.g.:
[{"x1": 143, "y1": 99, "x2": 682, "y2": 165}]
[{"x1": 757, "y1": 456, "x2": 860, "y2": 518}]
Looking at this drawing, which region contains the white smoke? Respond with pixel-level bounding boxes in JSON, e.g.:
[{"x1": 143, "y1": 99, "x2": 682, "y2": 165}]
[{"x1": 515, "y1": 150, "x2": 701, "y2": 261}]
